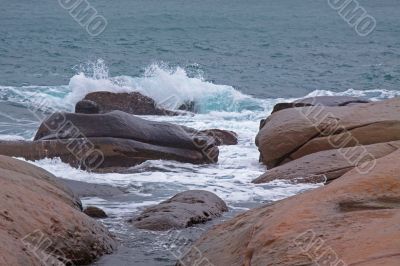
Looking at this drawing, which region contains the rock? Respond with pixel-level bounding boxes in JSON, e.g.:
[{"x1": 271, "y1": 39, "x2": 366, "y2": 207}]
[
  {"x1": 271, "y1": 96, "x2": 370, "y2": 114},
  {"x1": 84, "y1": 206, "x2": 108, "y2": 219},
  {"x1": 130, "y1": 190, "x2": 228, "y2": 231},
  {"x1": 179, "y1": 149, "x2": 400, "y2": 266},
  {"x1": 253, "y1": 140, "x2": 400, "y2": 184},
  {"x1": 80, "y1": 91, "x2": 179, "y2": 115},
  {"x1": 75, "y1": 100, "x2": 100, "y2": 114},
  {"x1": 0, "y1": 111, "x2": 221, "y2": 171},
  {"x1": 0, "y1": 137, "x2": 218, "y2": 172},
  {"x1": 34, "y1": 111, "x2": 214, "y2": 152},
  {"x1": 0, "y1": 155, "x2": 116, "y2": 265},
  {"x1": 199, "y1": 129, "x2": 238, "y2": 145},
  {"x1": 256, "y1": 98, "x2": 400, "y2": 168}
]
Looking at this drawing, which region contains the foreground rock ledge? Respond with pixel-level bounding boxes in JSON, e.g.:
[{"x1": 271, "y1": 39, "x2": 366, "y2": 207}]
[
  {"x1": 0, "y1": 155, "x2": 116, "y2": 265},
  {"x1": 179, "y1": 150, "x2": 400, "y2": 266},
  {"x1": 131, "y1": 190, "x2": 228, "y2": 231}
]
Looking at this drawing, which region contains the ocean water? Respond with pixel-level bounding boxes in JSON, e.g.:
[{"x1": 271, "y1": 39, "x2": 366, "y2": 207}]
[{"x1": 1, "y1": 0, "x2": 400, "y2": 265}]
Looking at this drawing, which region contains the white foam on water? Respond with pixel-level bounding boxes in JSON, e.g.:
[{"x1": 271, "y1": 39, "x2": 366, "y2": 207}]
[{"x1": 2, "y1": 59, "x2": 400, "y2": 219}]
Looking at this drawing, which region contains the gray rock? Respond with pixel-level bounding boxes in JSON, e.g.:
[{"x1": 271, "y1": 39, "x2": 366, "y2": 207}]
[
  {"x1": 75, "y1": 100, "x2": 100, "y2": 114},
  {"x1": 131, "y1": 190, "x2": 228, "y2": 231}
]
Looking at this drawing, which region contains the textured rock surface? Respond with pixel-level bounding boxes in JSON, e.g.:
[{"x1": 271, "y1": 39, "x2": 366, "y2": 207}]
[
  {"x1": 0, "y1": 155, "x2": 116, "y2": 265},
  {"x1": 179, "y1": 150, "x2": 400, "y2": 266},
  {"x1": 131, "y1": 190, "x2": 228, "y2": 231},
  {"x1": 253, "y1": 140, "x2": 400, "y2": 184},
  {"x1": 79, "y1": 91, "x2": 178, "y2": 115},
  {"x1": 256, "y1": 98, "x2": 400, "y2": 168}
]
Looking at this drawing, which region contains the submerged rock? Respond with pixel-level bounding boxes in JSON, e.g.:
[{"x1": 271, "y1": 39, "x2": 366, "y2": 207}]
[
  {"x1": 130, "y1": 190, "x2": 228, "y2": 231},
  {"x1": 179, "y1": 150, "x2": 400, "y2": 266},
  {"x1": 0, "y1": 155, "x2": 116, "y2": 265},
  {"x1": 56, "y1": 178, "x2": 128, "y2": 198},
  {"x1": 84, "y1": 206, "x2": 108, "y2": 219},
  {"x1": 78, "y1": 91, "x2": 179, "y2": 115}
]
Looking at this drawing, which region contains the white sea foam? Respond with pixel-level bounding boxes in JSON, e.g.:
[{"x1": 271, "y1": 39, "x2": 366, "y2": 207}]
[{"x1": 2, "y1": 60, "x2": 400, "y2": 218}]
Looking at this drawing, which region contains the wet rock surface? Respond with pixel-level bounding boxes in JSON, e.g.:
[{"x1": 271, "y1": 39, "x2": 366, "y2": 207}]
[
  {"x1": 130, "y1": 190, "x2": 228, "y2": 231},
  {"x1": 199, "y1": 129, "x2": 238, "y2": 145},
  {"x1": 0, "y1": 110, "x2": 220, "y2": 171},
  {"x1": 78, "y1": 91, "x2": 179, "y2": 116},
  {"x1": 84, "y1": 206, "x2": 108, "y2": 219}
]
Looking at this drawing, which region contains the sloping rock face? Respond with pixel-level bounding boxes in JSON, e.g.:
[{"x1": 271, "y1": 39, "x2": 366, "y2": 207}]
[
  {"x1": 256, "y1": 97, "x2": 400, "y2": 168},
  {"x1": 131, "y1": 190, "x2": 228, "y2": 231},
  {"x1": 0, "y1": 137, "x2": 215, "y2": 171},
  {"x1": 0, "y1": 155, "x2": 116, "y2": 265},
  {"x1": 179, "y1": 150, "x2": 400, "y2": 266},
  {"x1": 253, "y1": 140, "x2": 400, "y2": 184},
  {"x1": 77, "y1": 91, "x2": 179, "y2": 115}
]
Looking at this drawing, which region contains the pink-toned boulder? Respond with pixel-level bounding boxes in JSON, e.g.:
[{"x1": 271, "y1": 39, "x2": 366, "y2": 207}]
[
  {"x1": 256, "y1": 97, "x2": 400, "y2": 168},
  {"x1": 179, "y1": 149, "x2": 400, "y2": 266},
  {"x1": 0, "y1": 155, "x2": 116, "y2": 265}
]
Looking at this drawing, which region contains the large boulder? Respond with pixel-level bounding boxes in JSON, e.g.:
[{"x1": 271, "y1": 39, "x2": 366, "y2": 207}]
[
  {"x1": 256, "y1": 97, "x2": 400, "y2": 168},
  {"x1": 77, "y1": 91, "x2": 179, "y2": 115},
  {"x1": 0, "y1": 137, "x2": 217, "y2": 172},
  {"x1": 34, "y1": 111, "x2": 214, "y2": 151},
  {"x1": 0, "y1": 111, "x2": 219, "y2": 171},
  {"x1": 178, "y1": 149, "x2": 400, "y2": 266},
  {"x1": 0, "y1": 155, "x2": 116, "y2": 265},
  {"x1": 56, "y1": 178, "x2": 128, "y2": 198},
  {"x1": 130, "y1": 190, "x2": 228, "y2": 231}
]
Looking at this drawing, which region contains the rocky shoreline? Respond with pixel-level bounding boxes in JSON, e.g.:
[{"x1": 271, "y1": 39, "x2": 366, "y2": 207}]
[{"x1": 1, "y1": 92, "x2": 399, "y2": 265}]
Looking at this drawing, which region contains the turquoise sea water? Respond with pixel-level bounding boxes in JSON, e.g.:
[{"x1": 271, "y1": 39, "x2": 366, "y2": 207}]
[{"x1": 1, "y1": 0, "x2": 399, "y2": 98}]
